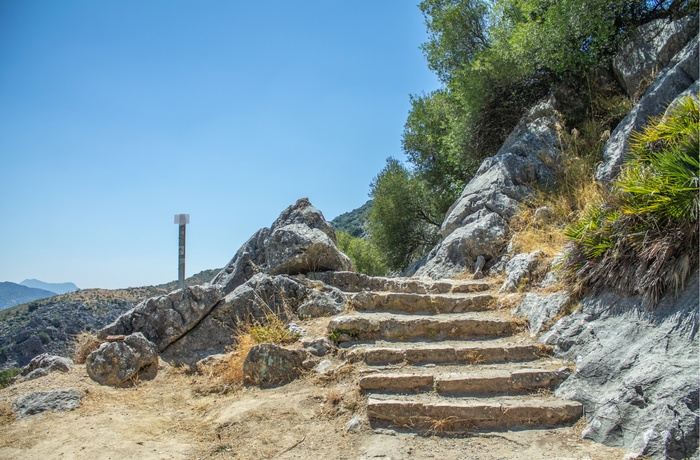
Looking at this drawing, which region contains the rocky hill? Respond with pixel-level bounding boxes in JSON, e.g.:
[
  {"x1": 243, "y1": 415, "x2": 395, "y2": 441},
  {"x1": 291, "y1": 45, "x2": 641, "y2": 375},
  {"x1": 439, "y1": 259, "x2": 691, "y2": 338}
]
[
  {"x1": 0, "y1": 269, "x2": 219, "y2": 370},
  {"x1": 0, "y1": 282, "x2": 57, "y2": 311},
  {"x1": 331, "y1": 200, "x2": 372, "y2": 238}
]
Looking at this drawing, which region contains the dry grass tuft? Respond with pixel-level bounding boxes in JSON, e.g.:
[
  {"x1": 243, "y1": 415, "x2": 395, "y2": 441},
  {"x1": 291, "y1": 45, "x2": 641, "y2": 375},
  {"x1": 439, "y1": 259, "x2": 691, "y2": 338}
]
[
  {"x1": 194, "y1": 334, "x2": 257, "y2": 394},
  {"x1": 71, "y1": 332, "x2": 103, "y2": 364},
  {"x1": 248, "y1": 314, "x2": 301, "y2": 345}
]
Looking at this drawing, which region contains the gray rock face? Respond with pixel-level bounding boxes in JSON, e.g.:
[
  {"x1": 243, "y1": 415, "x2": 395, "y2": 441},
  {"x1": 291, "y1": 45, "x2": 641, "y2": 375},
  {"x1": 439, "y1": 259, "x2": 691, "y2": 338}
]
[
  {"x1": 98, "y1": 284, "x2": 223, "y2": 352},
  {"x1": 86, "y1": 332, "x2": 159, "y2": 387},
  {"x1": 242, "y1": 343, "x2": 308, "y2": 387},
  {"x1": 159, "y1": 273, "x2": 346, "y2": 365},
  {"x1": 542, "y1": 273, "x2": 699, "y2": 460},
  {"x1": 596, "y1": 33, "x2": 699, "y2": 182},
  {"x1": 13, "y1": 390, "x2": 84, "y2": 419},
  {"x1": 613, "y1": 14, "x2": 698, "y2": 99},
  {"x1": 300, "y1": 337, "x2": 333, "y2": 357},
  {"x1": 415, "y1": 98, "x2": 562, "y2": 279},
  {"x1": 515, "y1": 292, "x2": 570, "y2": 336},
  {"x1": 20, "y1": 353, "x2": 73, "y2": 382},
  {"x1": 499, "y1": 251, "x2": 544, "y2": 293},
  {"x1": 212, "y1": 198, "x2": 352, "y2": 295}
]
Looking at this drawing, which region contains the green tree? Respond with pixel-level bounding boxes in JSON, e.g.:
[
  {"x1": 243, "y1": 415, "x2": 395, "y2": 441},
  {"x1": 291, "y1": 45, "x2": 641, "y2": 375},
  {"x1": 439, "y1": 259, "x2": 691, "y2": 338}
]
[
  {"x1": 368, "y1": 158, "x2": 442, "y2": 271},
  {"x1": 336, "y1": 231, "x2": 388, "y2": 276}
]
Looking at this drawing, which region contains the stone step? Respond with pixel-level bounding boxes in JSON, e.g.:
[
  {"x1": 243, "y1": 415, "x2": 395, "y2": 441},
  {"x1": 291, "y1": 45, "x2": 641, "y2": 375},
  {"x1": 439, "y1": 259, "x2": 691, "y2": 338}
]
[
  {"x1": 328, "y1": 312, "x2": 522, "y2": 343},
  {"x1": 366, "y1": 394, "x2": 583, "y2": 433},
  {"x1": 350, "y1": 291, "x2": 495, "y2": 314},
  {"x1": 304, "y1": 271, "x2": 491, "y2": 294},
  {"x1": 359, "y1": 366, "x2": 571, "y2": 396},
  {"x1": 344, "y1": 339, "x2": 552, "y2": 366}
]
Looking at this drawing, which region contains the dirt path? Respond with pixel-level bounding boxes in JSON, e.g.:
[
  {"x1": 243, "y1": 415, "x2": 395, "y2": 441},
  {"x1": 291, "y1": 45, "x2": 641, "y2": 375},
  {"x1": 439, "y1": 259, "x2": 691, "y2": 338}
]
[{"x1": 0, "y1": 361, "x2": 625, "y2": 460}]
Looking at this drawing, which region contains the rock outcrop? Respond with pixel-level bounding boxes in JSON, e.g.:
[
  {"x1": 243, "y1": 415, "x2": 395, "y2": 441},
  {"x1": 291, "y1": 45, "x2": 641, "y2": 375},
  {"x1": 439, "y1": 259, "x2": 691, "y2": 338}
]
[
  {"x1": 414, "y1": 98, "x2": 562, "y2": 279},
  {"x1": 211, "y1": 198, "x2": 352, "y2": 295},
  {"x1": 542, "y1": 273, "x2": 699, "y2": 460},
  {"x1": 160, "y1": 273, "x2": 346, "y2": 365},
  {"x1": 596, "y1": 14, "x2": 698, "y2": 182},
  {"x1": 13, "y1": 390, "x2": 84, "y2": 419},
  {"x1": 86, "y1": 333, "x2": 159, "y2": 387},
  {"x1": 242, "y1": 343, "x2": 309, "y2": 388},
  {"x1": 19, "y1": 353, "x2": 73, "y2": 382},
  {"x1": 98, "y1": 199, "x2": 351, "y2": 366}
]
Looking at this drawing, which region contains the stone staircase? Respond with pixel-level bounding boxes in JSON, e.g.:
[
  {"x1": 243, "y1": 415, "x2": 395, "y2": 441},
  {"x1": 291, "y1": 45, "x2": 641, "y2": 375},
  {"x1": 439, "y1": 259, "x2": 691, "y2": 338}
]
[{"x1": 316, "y1": 272, "x2": 582, "y2": 434}]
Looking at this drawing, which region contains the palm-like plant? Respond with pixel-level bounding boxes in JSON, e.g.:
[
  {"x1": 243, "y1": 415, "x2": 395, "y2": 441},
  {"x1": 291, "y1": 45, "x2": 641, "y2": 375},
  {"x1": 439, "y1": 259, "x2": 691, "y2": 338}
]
[{"x1": 563, "y1": 96, "x2": 699, "y2": 306}]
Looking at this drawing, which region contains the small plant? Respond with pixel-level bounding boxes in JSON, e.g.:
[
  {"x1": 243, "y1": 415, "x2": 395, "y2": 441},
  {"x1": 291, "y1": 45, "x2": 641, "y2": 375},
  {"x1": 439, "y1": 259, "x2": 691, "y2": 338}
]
[
  {"x1": 0, "y1": 368, "x2": 22, "y2": 389},
  {"x1": 71, "y1": 332, "x2": 103, "y2": 364},
  {"x1": 248, "y1": 314, "x2": 300, "y2": 345}
]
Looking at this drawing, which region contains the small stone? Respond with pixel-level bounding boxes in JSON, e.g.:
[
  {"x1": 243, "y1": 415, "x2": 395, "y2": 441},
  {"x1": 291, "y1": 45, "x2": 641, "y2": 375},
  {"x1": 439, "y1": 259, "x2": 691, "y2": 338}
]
[
  {"x1": 346, "y1": 416, "x2": 364, "y2": 432},
  {"x1": 287, "y1": 323, "x2": 306, "y2": 336}
]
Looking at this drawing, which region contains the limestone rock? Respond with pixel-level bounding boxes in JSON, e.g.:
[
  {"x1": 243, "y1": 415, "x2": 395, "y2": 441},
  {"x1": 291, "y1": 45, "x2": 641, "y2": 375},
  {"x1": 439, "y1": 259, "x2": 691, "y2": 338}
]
[
  {"x1": 499, "y1": 251, "x2": 544, "y2": 293},
  {"x1": 211, "y1": 198, "x2": 352, "y2": 296},
  {"x1": 301, "y1": 337, "x2": 333, "y2": 357},
  {"x1": 13, "y1": 390, "x2": 84, "y2": 419},
  {"x1": 98, "y1": 284, "x2": 223, "y2": 352},
  {"x1": 20, "y1": 353, "x2": 72, "y2": 382},
  {"x1": 542, "y1": 273, "x2": 699, "y2": 459},
  {"x1": 613, "y1": 14, "x2": 698, "y2": 99},
  {"x1": 86, "y1": 332, "x2": 158, "y2": 387},
  {"x1": 515, "y1": 292, "x2": 570, "y2": 336},
  {"x1": 242, "y1": 343, "x2": 308, "y2": 387},
  {"x1": 416, "y1": 97, "x2": 562, "y2": 279},
  {"x1": 596, "y1": 34, "x2": 699, "y2": 182},
  {"x1": 159, "y1": 274, "x2": 346, "y2": 365},
  {"x1": 297, "y1": 285, "x2": 346, "y2": 318}
]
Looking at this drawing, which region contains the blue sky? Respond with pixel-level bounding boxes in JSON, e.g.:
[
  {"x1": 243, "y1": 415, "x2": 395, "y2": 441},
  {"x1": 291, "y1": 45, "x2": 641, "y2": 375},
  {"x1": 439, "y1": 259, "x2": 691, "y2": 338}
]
[{"x1": 0, "y1": 1, "x2": 440, "y2": 289}]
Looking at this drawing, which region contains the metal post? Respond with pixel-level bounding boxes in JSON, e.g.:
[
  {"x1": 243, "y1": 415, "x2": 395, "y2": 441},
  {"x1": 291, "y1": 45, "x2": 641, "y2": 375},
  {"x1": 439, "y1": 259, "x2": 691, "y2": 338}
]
[{"x1": 174, "y1": 214, "x2": 190, "y2": 290}]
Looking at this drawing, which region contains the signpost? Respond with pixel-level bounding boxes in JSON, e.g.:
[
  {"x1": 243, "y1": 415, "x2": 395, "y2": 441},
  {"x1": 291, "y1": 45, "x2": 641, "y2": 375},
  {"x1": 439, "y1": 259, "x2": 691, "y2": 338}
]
[{"x1": 174, "y1": 214, "x2": 189, "y2": 290}]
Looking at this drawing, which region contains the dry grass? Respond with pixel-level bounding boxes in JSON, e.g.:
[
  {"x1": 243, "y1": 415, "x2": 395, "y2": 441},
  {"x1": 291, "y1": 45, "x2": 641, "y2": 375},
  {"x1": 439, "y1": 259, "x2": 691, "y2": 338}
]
[
  {"x1": 70, "y1": 332, "x2": 103, "y2": 364},
  {"x1": 194, "y1": 334, "x2": 257, "y2": 394}
]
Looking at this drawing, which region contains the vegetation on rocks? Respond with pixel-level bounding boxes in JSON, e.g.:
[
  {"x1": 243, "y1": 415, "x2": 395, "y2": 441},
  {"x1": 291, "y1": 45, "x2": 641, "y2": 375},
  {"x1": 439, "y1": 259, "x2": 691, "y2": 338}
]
[
  {"x1": 366, "y1": 0, "x2": 696, "y2": 271},
  {"x1": 563, "y1": 96, "x2": 699, "y2": 306}
]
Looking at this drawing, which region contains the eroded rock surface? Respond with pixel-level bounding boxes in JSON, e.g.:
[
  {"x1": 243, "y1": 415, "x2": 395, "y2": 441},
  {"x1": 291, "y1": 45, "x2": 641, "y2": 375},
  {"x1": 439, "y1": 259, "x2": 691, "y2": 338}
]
[
  {"x1": 243, "y1": 343, "x2": 308, "y2": 387},
  {"x1": 543, "y1": 273, "x2": 699, "y2": 460},
  {"x1": 86, "y1": 332, "x2": 159, "y2": 387},
  {"x1": 13, "y1": 390, "x2": 84, "y2": 419},
  {"x1": 20, "y1": 353, "x2": 73, "y2": 382}
]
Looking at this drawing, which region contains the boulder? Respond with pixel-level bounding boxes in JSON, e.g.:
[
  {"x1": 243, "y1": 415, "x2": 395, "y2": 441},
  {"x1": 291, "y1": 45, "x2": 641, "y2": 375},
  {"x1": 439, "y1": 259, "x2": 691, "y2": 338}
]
[
  {"x1": 211, "y1": 198, "x2": 352, "y2": 295},
  {"x1": 20, "y1": 353, "x2": 73, "y2": 382},
  {"x1": 415, "y1": 97, "x2": 562, "y2": 279},
  {"x1": 596, "y1": 34, "x2": 699, "y2": 182},
  {"x1": 98, "y1": 284, "x2": 223, "y2": 351},
  {"x1": 542, "y1": 273, "x2": 699, "y2": 459},
  {"x1": 613, "y1": 14, "x2": 698, "y2": 99},
  {"x1": 13, "y1": 390, "x2": 84, "y2": 419},
  {"x1": 159, "y1": 273, "x2": 346, "y2": 365},
  {"x1": 514, "y1": 292, "x2": 570, "y2": 336},
  {"x1": 242, "y1": 343, "x2": 308, "y2": 387},
  {"x1": 499, "y1": 251, "x2": 544, "y2": 293},
  {"x1": 300, "y1": 337, "x2": 333, "y2": 357},
  {"x1": 86, "y1": 332, "x2": 159, "y2": 387}
]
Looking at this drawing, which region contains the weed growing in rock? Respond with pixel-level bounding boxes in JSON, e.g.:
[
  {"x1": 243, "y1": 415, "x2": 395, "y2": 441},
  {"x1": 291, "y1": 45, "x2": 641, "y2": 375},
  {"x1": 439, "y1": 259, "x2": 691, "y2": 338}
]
[{"x1": 248, "y1": 314, "x2": 301, "y2": 345}]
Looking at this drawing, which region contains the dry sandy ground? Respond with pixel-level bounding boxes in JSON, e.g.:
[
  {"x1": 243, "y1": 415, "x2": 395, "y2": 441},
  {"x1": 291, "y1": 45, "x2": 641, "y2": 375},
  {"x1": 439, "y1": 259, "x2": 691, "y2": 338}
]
[{"x1": 0, "y1": 355, "x2": 627, "y2": 460}]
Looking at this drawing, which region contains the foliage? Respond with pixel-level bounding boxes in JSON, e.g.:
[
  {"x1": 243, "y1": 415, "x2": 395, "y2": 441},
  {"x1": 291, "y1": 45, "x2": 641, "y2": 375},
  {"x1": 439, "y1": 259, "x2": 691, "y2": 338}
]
[
  {"x1": 563, "y1": 96, "x2": 699, "y2": 306},
  {"x1": 0, "y1": 368, "x2": 22, "y2": 388},
  {"x1": 248, "y1": 314, "x2": 300, "y2": 345},
  {"x1": 331, "y1": 201, "x2": 372, "y2": 238},
  {"x1": 336, "y1": 231, "x2": 388, "y2": 276},
  {"x1": 367, "y1": 158, "x2": 442, "y2": 271}
]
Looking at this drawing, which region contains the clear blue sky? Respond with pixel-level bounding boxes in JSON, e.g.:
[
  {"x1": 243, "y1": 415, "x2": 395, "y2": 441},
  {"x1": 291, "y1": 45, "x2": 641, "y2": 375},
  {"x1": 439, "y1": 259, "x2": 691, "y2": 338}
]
[{"x1": 0, "y1": 1, "x2": 440, "y2": 289}]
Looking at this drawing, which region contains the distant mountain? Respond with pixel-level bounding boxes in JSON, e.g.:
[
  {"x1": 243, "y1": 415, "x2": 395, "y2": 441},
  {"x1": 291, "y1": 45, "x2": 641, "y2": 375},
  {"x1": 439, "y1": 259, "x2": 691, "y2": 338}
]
[
  {"x1": 0, "y1": 282, "x2": 57, "y2": 311},
  {"x1": 20, "y1": 279, "x2": 79, "y2": 295},
  {"x1": 331, "y1": 200, "x2": 372, "y2": 238}
]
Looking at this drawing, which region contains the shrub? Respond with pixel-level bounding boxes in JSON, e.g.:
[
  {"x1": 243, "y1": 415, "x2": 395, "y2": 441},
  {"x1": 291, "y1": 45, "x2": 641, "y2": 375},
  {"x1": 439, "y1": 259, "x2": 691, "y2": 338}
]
[
  {"x1": 563, "y1": 96, "x2": 699, "y2": 306},
  {"x1": 0, "y1": 368, "x2": 22, "y2": 388},
  {"x1": 336, "y1": 231, "x2": 388, "y2": 276},
  {"x1": 248, "y1": 314, "x2": 300, "y2": 345}
]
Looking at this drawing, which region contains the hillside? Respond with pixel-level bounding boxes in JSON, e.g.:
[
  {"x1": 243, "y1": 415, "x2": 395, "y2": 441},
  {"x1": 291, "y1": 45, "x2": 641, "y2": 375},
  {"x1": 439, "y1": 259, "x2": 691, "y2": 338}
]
[
  {"x1": 0, "y1": 282, "x2": 57, "y2": 311},
  {"x1": 0, "y1": 269, "x2": 220, "y2": 369},
  {"x1": 331, "y1": 200, "x2": 371, "y2": 238}
]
